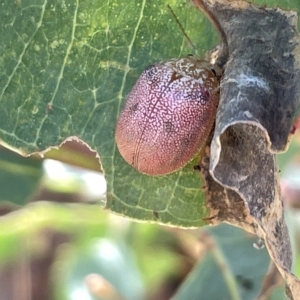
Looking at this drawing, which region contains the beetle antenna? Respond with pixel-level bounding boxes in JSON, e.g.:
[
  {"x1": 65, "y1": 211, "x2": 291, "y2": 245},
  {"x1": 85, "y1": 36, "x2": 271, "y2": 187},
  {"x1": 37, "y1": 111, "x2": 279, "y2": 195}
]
[{"x1": 167, "y1": 4, "x2": 197, "y2": 54}]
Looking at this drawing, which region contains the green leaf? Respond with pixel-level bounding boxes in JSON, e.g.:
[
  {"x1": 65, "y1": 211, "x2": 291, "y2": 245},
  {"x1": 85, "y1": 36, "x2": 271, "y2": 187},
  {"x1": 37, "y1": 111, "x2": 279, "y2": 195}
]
[
  {"x1": 253, "y1": 0, "x2": 300, "y2": 20},
  {"x1": 1, "y1": 0, "x2": 299, "y2": 226},
  {"x1": 270, "y1": 286, "x2": 289, "y2": 300},
  {"x1": 0, "y1": 0, "x2": 219, "y2": 226},
  {"x1": 172, "y1": 224, "x2": 271, "y2": 300}
]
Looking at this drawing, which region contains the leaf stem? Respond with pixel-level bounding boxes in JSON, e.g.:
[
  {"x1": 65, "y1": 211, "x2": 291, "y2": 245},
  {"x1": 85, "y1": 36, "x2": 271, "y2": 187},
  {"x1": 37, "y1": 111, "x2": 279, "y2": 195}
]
[{"x1": 201, "y1": 231, "x2": 241, "y2": 300}]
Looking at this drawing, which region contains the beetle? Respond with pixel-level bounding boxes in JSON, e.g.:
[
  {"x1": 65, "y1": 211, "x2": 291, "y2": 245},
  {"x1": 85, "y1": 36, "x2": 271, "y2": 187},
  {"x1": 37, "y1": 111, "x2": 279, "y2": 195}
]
[{"x1": 115, "y1": 56, "x2": 219, "y2": 176}]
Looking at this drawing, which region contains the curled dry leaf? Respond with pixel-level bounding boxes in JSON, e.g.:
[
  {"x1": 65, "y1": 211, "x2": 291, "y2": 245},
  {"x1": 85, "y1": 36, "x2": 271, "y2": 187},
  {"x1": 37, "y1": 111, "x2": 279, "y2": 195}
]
[{"x1": 193, "y1": 0, "x2": 300, "y2": 298}]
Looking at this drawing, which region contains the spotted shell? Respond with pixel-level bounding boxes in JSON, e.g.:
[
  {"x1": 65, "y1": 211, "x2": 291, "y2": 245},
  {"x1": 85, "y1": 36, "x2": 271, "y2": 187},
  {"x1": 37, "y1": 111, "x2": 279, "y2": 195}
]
[{"x1": 115, "y1": 56, "x2": 219, "y2": 176}]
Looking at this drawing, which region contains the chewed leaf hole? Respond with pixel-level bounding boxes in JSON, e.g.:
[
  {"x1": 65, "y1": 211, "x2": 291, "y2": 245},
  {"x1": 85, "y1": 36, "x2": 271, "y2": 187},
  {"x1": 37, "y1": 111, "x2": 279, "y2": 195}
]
[{"x1": 34, "y1": 138, "x2": 106, "y2": 205}]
